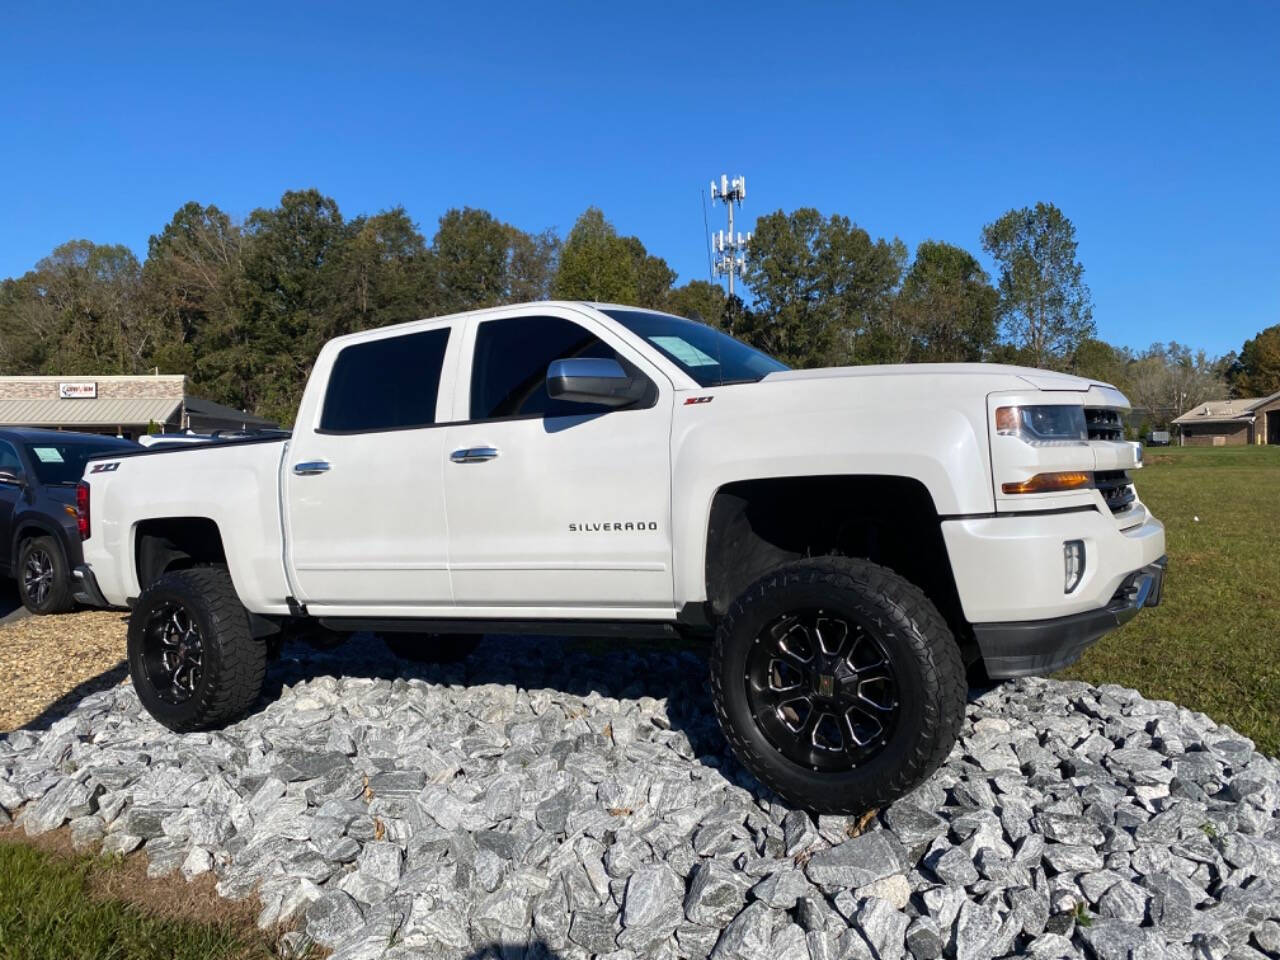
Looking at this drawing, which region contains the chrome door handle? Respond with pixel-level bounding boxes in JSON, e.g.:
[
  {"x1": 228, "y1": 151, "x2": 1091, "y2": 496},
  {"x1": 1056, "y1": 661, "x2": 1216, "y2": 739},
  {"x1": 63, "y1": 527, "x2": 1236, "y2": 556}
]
[
  {"x1": 450, "y1": 446, "x2": 500, "y2": 464},
  {"x1": 293, "y1": 460, "x2": 331, "y2": 476}
]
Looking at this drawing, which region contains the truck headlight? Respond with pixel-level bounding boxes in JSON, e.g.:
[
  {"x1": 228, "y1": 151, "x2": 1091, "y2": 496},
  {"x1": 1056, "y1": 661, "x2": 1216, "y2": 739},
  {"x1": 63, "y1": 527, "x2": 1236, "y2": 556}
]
[
  {"x1": 995, "y1": 405, "x2": 1088, "y2": 446},
  {"x1": 1064, "y1": 540, "x2": 1085, "y2": 593}
]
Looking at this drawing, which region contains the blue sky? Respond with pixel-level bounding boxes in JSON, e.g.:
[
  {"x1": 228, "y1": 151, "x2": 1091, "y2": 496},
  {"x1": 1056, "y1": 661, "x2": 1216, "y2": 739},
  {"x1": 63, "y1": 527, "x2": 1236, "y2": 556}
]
[{"x1": 2, "y1": 2, "x2": 1277, "y2": 357}]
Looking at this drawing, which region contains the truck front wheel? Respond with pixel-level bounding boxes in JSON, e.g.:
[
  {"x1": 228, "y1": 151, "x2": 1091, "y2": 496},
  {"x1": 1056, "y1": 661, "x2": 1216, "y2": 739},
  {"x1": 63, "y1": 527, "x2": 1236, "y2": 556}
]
[
  {"x1": 127, "y1": 567, "x2": 266, "y2": 732},
  {"x1": 711, "y1": 557, "x2": 966, "y2": 814}
]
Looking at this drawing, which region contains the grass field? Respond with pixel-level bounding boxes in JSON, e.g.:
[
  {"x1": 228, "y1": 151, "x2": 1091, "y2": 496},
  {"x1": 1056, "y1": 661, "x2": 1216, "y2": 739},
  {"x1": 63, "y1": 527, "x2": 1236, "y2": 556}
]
[
  {"x1": 1060, "y1": 444, "x2": 1280, "y2": 756},
  {"x1": 0, "y1": 835, "x2": 285, "y2": 960}
]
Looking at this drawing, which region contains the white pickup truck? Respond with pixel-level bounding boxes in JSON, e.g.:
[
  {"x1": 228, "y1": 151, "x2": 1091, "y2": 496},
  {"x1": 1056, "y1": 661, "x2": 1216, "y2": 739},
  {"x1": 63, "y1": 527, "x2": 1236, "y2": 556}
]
[{"x1": 75, "y1": 302, "x2": 1166, "y2": 812}]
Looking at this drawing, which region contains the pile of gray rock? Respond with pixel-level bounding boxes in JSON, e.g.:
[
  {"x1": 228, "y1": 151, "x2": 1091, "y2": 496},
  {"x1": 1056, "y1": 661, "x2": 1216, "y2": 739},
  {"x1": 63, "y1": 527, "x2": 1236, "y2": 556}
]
[{"x1": 2, "y1": 632, "x2": 1278, "y2": 960}]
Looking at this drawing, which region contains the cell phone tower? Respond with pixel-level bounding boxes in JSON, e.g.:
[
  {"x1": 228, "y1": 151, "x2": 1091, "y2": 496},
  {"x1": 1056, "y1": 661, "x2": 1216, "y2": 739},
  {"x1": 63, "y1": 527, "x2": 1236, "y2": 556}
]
[{"x1": 710, "y1": 174, "x2": 750, "y2": 296}]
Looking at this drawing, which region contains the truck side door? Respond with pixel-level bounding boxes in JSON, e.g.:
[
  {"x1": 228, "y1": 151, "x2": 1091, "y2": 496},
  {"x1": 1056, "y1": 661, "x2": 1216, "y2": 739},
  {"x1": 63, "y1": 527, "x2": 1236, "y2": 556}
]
[
  {"x1": 283, "y1": 323, "x2": 457, "y2": 610},
  {"x1": 442, "y1": 309, "x2": 675, "y2": 613}
]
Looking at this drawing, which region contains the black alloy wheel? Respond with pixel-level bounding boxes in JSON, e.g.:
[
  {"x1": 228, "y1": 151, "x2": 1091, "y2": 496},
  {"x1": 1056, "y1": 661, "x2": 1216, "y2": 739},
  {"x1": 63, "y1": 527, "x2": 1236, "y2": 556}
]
[
  {"x1": 140, "y1": 601, "x2": 205, "y2": 704},
  {"x1": 127, "y1": 567, "x2": 266, "y2": 732},
  {"x1": 22, "y1": 546, "x2": 55, "y2": 608},
  {"x1": 710, "y1": 556, "x2": 967, "y2": 814},
  {"x1": 745, "y1": 609, "x2": 900, "y2": 772},
  {"x1": 17, "y1": 535, "x2": 75, "y2": 614}
]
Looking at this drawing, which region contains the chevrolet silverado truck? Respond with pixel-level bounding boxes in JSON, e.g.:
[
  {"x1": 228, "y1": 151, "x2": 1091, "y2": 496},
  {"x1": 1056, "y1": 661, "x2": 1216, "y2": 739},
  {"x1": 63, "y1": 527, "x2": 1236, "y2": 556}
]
[{"x1": 75, "y1": 302, "x2": 1166, "y2": 813}]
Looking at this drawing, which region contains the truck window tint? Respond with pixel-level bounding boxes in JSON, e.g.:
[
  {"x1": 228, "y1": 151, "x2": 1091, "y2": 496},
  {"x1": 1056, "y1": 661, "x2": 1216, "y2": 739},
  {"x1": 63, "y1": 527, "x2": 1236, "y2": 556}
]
[
  {"x1": 320, "y1": 328, "x2": 451, "y2": 432},
  {"x1": 470, "y1": 315, "x2": 623, "y2": 420},
  {"x1": 0, "y1": 442, "x2": 20, "y2": 474}
]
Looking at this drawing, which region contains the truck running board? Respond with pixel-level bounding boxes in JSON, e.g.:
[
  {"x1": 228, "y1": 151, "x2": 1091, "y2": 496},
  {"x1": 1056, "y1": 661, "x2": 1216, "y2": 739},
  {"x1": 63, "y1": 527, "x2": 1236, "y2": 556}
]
[{"x1": 316, "y1": 617, "x2": 683, "y2": 639}]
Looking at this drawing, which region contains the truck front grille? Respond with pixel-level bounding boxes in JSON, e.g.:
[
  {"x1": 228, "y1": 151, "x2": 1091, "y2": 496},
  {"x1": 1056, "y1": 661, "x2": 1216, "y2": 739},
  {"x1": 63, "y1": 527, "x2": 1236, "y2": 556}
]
[
  {"x1": 1085, "y1": 407, "x2": 1124, "y2": 442},
  {"x1": 1096, "y1": 469, "x2": 1136, "y2": 513}
]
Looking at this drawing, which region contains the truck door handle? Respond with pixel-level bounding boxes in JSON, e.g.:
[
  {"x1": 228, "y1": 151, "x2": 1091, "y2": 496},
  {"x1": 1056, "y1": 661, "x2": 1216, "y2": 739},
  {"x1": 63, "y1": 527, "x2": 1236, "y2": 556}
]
[
  {"x1": 293, "y1": 460, "x2": 331, "y2": 476},
  {"x1": 450, "y1": 446, "x2": 500, "y2": 464}
]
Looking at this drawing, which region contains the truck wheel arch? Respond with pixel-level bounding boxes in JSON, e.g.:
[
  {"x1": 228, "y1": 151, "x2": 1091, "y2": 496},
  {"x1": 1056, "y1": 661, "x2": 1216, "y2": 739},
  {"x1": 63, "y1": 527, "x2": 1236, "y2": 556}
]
[
  {"x1": 134, "y1": 517, "x2": 228, "y2": 592},
  {"x1": 12, "y1": 519, "x2": 70, "y2": 571},
  {"x1": 703, "y1": 475, "x2": 974, "y2": 656}
]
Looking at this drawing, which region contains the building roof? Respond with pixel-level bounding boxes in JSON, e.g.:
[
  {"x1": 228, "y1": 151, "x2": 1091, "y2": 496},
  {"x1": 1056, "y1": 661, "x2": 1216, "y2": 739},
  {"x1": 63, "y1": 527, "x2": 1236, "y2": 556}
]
[
  {"x1": 0, "y1": 396, "x2": 182, "y2": 427},
  {"x1": 1173, "y1": 390, "x2": 1280, "y2": 425},
  {"x1": 183, "y1": 395, "x2": 279, "y2": 429}
]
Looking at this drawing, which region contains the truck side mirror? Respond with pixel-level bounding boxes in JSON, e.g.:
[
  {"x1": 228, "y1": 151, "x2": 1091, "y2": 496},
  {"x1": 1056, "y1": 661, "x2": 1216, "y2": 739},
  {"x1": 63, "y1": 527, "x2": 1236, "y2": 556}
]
[
  {"x1": 0, "y1": 468, "x2": 23, "y2": 487},
  {"x1": 546, "y1": 358, "x2": 648, "y2": 408}
]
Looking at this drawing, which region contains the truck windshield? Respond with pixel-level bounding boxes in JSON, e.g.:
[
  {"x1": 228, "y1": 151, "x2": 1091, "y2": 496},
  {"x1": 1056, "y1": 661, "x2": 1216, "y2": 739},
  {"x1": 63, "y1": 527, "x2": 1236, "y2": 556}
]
[
  {"x1": 602, "y1": 308, "x2": 788, "y2": 387},
  {"x1": 24, "y1": 438, "x2": 136, "y2": 485}
]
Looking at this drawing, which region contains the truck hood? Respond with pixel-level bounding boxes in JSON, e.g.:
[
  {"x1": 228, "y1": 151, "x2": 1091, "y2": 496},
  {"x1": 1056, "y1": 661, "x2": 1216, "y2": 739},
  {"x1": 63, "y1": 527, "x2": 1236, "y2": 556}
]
[{"x1": 761, "y1": 362, "x2": 1111, "y2": 392}]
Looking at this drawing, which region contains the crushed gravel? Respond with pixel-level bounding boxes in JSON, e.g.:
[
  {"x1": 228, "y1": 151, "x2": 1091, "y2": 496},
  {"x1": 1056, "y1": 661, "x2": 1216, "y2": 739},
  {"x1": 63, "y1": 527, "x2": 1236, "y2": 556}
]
[{"x1": 2, "y1": 632, "x2": 1279, "y2": 960}]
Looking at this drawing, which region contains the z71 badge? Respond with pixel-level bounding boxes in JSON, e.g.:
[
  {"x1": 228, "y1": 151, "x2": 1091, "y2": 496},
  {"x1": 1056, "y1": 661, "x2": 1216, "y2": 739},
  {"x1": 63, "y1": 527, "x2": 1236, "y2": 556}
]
[{"x1": 89, "y1": 462, "x2": 120, "y2": 473}]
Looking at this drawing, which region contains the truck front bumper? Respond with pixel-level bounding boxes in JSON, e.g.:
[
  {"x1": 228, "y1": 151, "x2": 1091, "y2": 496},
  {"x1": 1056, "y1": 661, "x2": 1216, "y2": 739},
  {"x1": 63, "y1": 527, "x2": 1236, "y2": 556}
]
[{"x1": 972, "y1": 556, "x2": 1167, "y2": 678}]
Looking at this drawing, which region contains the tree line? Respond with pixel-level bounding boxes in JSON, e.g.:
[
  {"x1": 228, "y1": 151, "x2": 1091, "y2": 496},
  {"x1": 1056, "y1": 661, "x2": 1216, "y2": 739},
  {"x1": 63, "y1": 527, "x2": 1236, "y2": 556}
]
[{"x1": 1, "y1": 189, "x2": 1275, "y2": 427}]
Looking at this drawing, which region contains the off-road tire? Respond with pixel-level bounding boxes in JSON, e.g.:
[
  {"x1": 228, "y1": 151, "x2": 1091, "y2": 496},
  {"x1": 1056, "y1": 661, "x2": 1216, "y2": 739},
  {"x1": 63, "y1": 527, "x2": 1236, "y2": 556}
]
[
  {"x1": 382, "y1": 632, "x2": 480, "y2": 663},
  {"x1": 127, "y1": 567, "x2": 266, "y2": 732},
  {"x1": 711, "y1": 556, "x2": 966, "y2": 814},
  {"x1": 17, "y1": 536, "x2": 76, "y2": 614}
]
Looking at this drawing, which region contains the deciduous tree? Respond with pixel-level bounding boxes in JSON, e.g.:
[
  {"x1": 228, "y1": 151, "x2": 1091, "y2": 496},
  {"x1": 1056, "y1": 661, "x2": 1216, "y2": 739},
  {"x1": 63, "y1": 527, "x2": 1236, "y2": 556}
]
[
  {"x1": 552, "y1": 208, "x2": 674, "y2": 308},
  {"x1": 981, "y1": 203, "x2": 1095, "y2": 369},
  {"x1": 743, "y1": 209, "x2": 905, "y2": 367},
  {"x1": 891, "y1": 240, "x2": 998, "y2": 362},
  {"x1": 1232, "y1": 324, "x2": 1280, "y2": 397},
  {"x1": 1126, "y1": 342, "x2": 1227, "y2": 426}
]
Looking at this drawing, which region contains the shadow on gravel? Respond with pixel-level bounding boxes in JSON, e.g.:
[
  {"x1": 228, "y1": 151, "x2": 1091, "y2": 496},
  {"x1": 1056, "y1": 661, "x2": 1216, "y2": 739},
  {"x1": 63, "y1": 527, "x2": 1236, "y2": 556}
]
[
  {"x1": 20, "y1": 661, "x2": 130, "y2": 733},
  {"x1": 259, "y1": 630, "x2": 740, "y2": 775},
  {"x1": 461, "y1": 945, "x2": 563, "y2": 959}
]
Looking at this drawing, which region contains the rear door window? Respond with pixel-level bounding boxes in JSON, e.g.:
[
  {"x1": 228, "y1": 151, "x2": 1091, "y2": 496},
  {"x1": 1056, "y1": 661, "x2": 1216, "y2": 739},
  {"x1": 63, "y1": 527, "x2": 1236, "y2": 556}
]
[{"x1": 320, "y1": 327, "x2": 451, "y2": 433}]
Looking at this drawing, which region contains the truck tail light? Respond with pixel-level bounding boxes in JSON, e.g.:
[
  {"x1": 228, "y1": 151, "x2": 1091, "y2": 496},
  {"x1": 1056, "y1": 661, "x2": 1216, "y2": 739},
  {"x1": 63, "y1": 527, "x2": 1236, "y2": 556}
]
[
  {"x1": 1001, "y1": 471, "x2": 1094, "y2": 495},
  {"x1": 76, "y1": 481, "x2": 90, "y2": 540}
]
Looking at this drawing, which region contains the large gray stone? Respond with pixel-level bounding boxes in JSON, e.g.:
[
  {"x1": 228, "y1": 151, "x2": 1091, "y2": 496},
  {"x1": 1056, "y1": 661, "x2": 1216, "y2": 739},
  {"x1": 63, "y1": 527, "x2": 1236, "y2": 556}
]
[
  {"x1": 803, "y1": 831, "x2": 908, "y2": 887},
  {"x1": 619, "y1": 863, "x2": 684, "y2": 942},
  {"x1": 568, "y1": 908, "x2": 622, "y2": 954},
  {"x1": 952, "y1": 900, "x2": 1001, "y2": 960},
  {"x1": 749, "y1": 868, "x2": 814, "y2": 910},
  {"x1": 904, "y1": 916, "x2": 943, "y2": 960},
  {"x1": 926, "y1": 846, "x2": 980, "y2": 886},
  {"x1": 1076, "y1": 918, "x2": 1161, "y2": 960},
  {"x1": 23, "y1": 778, "x2": 94, "y2": 835},
  {"x1": 857, "y1": 896, "x2": 909, "y2": 960},
  {"x1": 685, "y1": 860, "x2": 749, "y2": 926},
  {"x1": 711, "y1": 901, "x2": 774, "y2": 960},
  {"x1": 357, "y1": 841, "x2": 403, "y2": 884},
  {"x1": 305, "y1": 890, "x2": 365, "y2": 948}
]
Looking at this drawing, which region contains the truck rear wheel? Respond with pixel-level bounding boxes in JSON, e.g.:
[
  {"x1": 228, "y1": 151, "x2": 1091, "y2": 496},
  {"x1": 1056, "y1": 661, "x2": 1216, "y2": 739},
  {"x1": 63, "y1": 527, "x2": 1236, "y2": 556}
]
[
  {"x1": 127, "y1": 567, "x2": 266, "y2": 732},
  {"x1": 381, "y1": 632, "x2": 480, "y2": 663},
  {"x1": 711, "y1": 557, "x2": 965, "y2": 814}
]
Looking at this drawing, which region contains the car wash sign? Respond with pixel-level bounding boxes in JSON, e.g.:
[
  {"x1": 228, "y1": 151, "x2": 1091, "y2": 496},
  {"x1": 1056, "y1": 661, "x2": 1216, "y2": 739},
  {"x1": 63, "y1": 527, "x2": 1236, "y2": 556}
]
[{"x1": 58, "y1": 381, "x2": 97, "y2": 399}]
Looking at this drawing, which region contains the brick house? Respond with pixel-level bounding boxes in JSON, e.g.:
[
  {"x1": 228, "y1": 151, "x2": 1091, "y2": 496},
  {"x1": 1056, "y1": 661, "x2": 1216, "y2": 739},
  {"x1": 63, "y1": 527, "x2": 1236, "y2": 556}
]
[
  {"x1": 0, "y1": 375, "x2": 277, "y2": 439},
  {"x1": 1172, "y1": 391, "x2": 1280, "y2": 446}
]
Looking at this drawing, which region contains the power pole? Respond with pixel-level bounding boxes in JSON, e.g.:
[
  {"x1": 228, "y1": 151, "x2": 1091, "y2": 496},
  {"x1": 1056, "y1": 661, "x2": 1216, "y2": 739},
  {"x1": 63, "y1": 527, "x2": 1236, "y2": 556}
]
[{"x1": 710, "y1": 174, "x2": 750, "y2": 296}]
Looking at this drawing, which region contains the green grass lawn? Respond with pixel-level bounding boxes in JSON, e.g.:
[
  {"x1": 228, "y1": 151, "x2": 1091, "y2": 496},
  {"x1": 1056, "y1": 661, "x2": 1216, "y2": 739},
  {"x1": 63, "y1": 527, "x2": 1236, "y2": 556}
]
[
  {"x1": 1060, "y1": 444, "x2": 1280, "y2": 756},
  {"x1": 0, "y1": 839, "x2": 280, "y2": 960}
]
